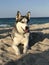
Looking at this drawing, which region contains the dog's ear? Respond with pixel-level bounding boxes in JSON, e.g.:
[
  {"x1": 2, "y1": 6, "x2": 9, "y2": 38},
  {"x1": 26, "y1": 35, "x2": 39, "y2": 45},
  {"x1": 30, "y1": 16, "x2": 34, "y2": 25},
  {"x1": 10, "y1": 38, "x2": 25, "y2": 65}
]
[
  {"x1": 26, "y1": 11, "x2": 31, "y2": 20},
  {"x1": 16, "y1": 11, "x2": 21, "y2": 21}
]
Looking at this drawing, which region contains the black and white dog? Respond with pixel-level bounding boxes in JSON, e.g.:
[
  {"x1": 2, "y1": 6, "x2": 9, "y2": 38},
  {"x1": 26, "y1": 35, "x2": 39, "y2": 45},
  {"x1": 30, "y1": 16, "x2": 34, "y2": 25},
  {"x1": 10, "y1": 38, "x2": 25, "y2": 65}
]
[{"x1": 11, "y1": 11, "x2": 31, "y2": 55}]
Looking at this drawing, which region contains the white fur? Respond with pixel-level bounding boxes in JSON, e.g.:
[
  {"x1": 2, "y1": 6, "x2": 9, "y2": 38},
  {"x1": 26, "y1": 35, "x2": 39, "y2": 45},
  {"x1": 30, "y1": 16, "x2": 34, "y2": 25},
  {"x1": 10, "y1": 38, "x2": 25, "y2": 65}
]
[
  {"x1": 22, "y1": 18, "x2": 27, "y2": 23},
  {"x1": 16, "y1": 22, "x2": 28, "y2": 34}
]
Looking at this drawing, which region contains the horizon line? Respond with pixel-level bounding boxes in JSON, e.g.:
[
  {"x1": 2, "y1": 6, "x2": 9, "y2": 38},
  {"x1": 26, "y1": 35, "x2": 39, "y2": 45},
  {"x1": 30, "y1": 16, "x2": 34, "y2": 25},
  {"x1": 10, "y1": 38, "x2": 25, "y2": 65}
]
[{"x1": 0, "y1": 16, "x2": 49, "y2": 18}]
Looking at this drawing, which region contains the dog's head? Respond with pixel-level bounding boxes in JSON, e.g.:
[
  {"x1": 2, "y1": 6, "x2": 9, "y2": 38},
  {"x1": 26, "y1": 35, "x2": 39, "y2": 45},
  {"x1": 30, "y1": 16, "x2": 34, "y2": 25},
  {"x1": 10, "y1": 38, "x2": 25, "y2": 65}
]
[{"x1": 15, "y1": 11, "x2": 31, "y2": 34}]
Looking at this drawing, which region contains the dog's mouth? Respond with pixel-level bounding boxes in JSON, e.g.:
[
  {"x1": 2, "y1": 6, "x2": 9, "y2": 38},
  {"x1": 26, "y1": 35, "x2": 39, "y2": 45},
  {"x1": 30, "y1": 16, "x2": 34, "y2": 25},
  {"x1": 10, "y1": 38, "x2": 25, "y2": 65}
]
[
  {"x1": 24, "y1": 29, "x2": 29, "y2": 33},
  {"x1": 21, "y1": 27, "x2": 29, "y2": 33}
]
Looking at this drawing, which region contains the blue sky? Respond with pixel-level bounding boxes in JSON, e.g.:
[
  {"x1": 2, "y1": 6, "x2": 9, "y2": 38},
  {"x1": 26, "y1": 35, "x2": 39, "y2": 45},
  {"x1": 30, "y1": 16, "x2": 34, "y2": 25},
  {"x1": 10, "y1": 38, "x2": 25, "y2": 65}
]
[{"x1": 0, "y1": 0, "x2": 49, "y2": 18}]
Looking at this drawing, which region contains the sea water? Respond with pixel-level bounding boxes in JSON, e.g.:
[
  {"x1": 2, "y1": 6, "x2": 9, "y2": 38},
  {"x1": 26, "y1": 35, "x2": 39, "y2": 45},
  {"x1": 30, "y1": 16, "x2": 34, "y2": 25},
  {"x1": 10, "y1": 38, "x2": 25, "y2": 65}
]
[{"x1": 0, "y1": 17, "x2": 49, "y2": 27}]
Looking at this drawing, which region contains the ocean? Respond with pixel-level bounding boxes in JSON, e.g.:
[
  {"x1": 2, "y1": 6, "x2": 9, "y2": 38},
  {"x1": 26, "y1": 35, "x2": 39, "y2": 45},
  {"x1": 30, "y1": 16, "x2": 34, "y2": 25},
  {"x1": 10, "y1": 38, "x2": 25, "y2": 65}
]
[{"x1": 0, "y1": 17, "x2": 49, "y2": 27}]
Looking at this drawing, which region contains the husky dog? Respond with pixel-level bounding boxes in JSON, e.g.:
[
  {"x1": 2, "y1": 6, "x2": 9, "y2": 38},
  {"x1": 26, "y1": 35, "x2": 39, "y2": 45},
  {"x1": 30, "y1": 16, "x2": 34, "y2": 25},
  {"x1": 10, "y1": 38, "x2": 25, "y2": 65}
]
[{"x1": 12, "y1": 11, "x2": 31, "y2": 55}]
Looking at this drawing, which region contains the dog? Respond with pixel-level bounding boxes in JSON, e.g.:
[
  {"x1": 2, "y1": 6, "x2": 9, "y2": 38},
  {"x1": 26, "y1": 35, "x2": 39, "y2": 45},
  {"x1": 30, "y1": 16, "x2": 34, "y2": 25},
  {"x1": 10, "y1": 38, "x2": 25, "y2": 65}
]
[{"x1": 11, "y1": 11, "x2": 31, "y2": 55}]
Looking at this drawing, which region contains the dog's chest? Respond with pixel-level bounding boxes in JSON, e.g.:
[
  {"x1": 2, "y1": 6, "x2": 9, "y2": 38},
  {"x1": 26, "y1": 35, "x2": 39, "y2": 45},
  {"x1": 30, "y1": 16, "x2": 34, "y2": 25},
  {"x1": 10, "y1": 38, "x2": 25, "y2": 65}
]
[{"x1": 15, "y1": 32, "x2": 29, "y2": 39}]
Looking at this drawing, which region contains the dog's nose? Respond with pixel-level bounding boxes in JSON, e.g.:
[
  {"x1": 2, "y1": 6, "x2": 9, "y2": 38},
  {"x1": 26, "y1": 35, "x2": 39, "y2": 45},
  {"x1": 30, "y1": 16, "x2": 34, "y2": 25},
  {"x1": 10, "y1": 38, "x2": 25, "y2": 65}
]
[{"x1": 25, "y1": 26, "x2": 29, "y2": 30}]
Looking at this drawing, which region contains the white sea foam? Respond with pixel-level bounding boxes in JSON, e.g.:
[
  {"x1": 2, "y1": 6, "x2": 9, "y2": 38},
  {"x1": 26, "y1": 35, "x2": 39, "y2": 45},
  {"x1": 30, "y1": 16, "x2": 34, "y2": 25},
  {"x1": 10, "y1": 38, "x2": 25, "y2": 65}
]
[{"x1": 0, "y1": 24, "x2": 10, "y2": 28}]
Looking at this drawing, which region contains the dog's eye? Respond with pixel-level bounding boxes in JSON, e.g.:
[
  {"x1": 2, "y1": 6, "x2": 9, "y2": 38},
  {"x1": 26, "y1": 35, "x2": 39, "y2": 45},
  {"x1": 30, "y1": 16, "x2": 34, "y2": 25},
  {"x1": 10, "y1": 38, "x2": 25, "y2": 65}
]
[{"x1": 21, "y1": 21, "x2": 24, "y2": 23}]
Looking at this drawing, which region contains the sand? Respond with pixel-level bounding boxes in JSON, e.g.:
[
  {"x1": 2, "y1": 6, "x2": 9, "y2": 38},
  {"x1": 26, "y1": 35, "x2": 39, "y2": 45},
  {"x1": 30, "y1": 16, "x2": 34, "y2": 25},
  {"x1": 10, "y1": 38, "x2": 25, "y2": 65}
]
[{"x1": 0, "y1": 23, "x2": 49, "y2": 65}]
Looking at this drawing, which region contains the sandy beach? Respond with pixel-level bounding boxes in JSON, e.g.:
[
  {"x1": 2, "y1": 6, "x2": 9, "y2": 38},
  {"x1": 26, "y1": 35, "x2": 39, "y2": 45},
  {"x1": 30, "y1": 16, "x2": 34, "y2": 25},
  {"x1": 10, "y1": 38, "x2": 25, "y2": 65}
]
[{"x1": 0, "y1": 23, "x2": 49, "y2": 65}]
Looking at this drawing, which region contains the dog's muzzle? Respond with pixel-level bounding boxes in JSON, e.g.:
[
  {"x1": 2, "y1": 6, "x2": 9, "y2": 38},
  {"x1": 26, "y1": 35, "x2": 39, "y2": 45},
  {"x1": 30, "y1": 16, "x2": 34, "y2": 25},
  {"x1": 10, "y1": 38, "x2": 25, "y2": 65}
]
[{"x1": 21, "y1": 26, "x2": 29, "y2": 33}]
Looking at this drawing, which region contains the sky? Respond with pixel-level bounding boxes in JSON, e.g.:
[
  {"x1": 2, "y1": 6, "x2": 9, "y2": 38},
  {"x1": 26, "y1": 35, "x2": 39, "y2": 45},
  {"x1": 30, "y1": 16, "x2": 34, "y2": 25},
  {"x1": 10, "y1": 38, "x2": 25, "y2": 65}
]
[{"x1": 0, "y1": 0, "x2": 49, "y2": 18}]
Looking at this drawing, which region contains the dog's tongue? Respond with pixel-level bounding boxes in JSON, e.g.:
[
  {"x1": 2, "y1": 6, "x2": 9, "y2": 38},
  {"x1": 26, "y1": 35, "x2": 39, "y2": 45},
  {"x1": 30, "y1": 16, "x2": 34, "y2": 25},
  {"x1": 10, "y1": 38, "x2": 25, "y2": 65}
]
[{"x1": 24, "y1": 29, "x2": 28, "y2": 33}]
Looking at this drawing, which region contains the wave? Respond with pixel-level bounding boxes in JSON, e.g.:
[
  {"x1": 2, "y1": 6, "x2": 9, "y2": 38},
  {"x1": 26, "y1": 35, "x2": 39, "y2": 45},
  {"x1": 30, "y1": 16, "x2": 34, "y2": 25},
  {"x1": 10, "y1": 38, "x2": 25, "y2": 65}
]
[{"x1": 0, "y1": 24, "x2": 11, "y2": 28}]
